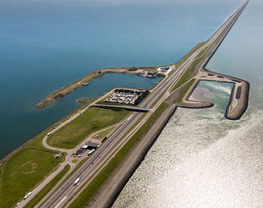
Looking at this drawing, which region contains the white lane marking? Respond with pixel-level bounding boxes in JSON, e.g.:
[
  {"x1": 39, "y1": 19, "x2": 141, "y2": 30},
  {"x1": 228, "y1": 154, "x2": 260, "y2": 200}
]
[{"x1": 55, "y1": 196, "x2": 67, "y2": 208}]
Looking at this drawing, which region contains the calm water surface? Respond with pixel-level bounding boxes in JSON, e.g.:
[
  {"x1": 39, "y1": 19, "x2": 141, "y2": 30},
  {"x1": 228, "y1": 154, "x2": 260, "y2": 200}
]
[
  {"x1": 0, "y1": 0, "x2": 241, "y2": 159},
  {"x1": 113, "y1": 0, "x2": 263, "y2": 207}
]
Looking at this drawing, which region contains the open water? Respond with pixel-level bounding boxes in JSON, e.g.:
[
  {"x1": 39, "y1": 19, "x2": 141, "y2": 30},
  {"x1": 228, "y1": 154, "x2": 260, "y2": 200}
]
[
  {"x1": 113, "y1": 0, "x2": 263, "y2": 207},
  {"x1": 2, "y1": 0, "x2": 262, "y2": 207},
  {"x1": 0, "y1": 0, "x2": 242, "y2": 159}
]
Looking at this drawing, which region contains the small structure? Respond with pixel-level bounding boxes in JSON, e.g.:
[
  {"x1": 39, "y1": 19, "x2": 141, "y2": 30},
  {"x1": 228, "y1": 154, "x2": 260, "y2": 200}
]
[
  {"x1": 82, "y1": 145, "x2": 88, "y2": 149},
  {"x1": 87, "y1": 142, "x2": 99, "y2": 150},
  {"x1": 76, "y1": 145, "x2": 88, "y2": 155}
]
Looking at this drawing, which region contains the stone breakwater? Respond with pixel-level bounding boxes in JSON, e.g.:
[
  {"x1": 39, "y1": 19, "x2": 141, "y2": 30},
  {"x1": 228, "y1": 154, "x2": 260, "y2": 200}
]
[
  {"x1": 225, "y1": 80, "x2": 250, "y2": 120},
  {"x1": 182, "y1": 69, "x2": 249, "y2": 120}
]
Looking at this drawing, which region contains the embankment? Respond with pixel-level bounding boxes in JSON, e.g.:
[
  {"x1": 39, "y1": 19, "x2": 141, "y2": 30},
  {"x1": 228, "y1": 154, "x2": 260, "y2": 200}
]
[
  {"x1": 87, "y1": 104, "x2": 177, "y2": 208},
  {"x1": 35, "y1": 67, "x2": 132, "y2": 108},
  {"x1": 225, "y1": 80, "x2": 250, "y2": 120}
]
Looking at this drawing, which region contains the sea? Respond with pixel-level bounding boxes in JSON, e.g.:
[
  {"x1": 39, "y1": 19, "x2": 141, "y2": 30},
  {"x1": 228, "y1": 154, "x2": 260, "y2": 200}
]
[
  {"x1": 1, "y1": 0, "x2": 262, "y2": 206},
  {"x1": 0, "y1": 0, "x2": 243, "y2": 159},
  {"x1": 113, "y1": 0, "x2": 263, "y2": 207}
]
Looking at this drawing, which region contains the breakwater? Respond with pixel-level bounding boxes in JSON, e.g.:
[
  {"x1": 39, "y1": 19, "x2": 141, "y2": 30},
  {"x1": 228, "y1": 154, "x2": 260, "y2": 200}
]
[
  {"x1": 182, "y1": 69, "x2": 249, "y2": 120},
  {"x1": 225, "y1": 80, "x2": 250, "y2": 120},
  {"x1": 87, "y1": 104, "x2": 177, "y2": 208},
  {"x1": 88, "y1": 2, "x2": 250, "y2": 206}
]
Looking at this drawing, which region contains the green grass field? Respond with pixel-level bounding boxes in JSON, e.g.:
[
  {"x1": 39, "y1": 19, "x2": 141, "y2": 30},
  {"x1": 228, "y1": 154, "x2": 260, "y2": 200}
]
[
  {"x1": 0, "y1": 102, "x2": 90, "y2": 208},
  {"x1": 47, "y1": 107, "x2": 130, "y2": 149},
  {"x1": 0, "y1": 146, "x2": 64, "y2": 208},
  {"x1": 24, "y1": 164, "x2": 70, "y2": 208},
  {"x1": 174, "y1": 79, "x2": 196, "y2": 103},
  {"x1": 171, "y1": 45, "x2": 209, "y2": 92},
  {"x1": 68, "y1": 102, "x2": 168, "y2": 208},
  {"x1": 92, "y1": 127, "x2": 115, "y2": 140}
]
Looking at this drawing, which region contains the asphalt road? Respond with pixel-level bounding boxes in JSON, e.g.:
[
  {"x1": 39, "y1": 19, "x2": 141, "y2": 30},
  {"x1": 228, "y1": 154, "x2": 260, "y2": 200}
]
[{"x1": 19, "y1": 1, "x2": 249, "y2": 208}]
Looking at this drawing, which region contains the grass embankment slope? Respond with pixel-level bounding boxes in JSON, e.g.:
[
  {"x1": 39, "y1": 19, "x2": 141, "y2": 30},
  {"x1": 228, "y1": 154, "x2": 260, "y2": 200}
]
[
  {"x1": 24, "y1": 164, "x2": 70, "y2": 208},
  {"x1": 93, "y1": 127, "x2": 115, "y2": 140},
  {"x1": 47, "y1": 107, "x2": 130, "y2": 149},
  {"x1": 174, "y1": 79, "x2": 196, "y2": 104},
  {"x1": 172, "y1": 43, "x2": 209, "y2": 92},
  {"x1": 170, "y1": 41, "x2": 207, "y2": 75},
  {"x1": 0, "y1": 132, "x2": 64, "y2": 208},
  {"x1": 0, "y1": 101, "x2": 95, "y2": 208},
  {"x1": 68, "y1": 102, "x2": 168, "y2": 208}
]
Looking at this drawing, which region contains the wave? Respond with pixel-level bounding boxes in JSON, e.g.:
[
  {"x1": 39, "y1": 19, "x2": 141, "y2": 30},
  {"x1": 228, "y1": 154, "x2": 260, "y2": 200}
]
[{"x1": 201, "y1": 81, "x2": 233, "y2": 95}]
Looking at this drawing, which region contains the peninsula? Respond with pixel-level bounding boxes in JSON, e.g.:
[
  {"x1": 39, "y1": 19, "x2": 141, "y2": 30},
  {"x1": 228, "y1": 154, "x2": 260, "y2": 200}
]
[{"x1": 0, "y1": 1, "x2": 249, "y2": 208}]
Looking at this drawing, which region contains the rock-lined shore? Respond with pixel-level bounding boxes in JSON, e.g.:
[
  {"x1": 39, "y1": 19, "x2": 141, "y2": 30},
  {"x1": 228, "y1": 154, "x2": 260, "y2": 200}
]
[{"x1": 225, "y1": 80, "x2": 250, "y2": 120}]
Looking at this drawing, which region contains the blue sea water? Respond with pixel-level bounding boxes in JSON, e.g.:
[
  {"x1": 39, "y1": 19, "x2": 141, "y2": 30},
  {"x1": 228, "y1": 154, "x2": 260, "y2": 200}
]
[
  {"x1": 0, "y1": 0, "x2": 243, "y2": 159},
  {"x1": 113, "y1": 0, "x2": 263, "y2": 207}
]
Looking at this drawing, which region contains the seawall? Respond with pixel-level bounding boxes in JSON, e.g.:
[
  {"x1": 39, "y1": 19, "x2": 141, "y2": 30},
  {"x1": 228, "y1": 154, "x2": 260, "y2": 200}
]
[
  {"x1": 225, "y1": 80, "x2": 250, "y2": 120},
  {"x1": 87, "y1": 104, "x2": 177, "y2": 208},
  {"x1": 181, "y1": 70, "x2": 250, "y2": 120}
]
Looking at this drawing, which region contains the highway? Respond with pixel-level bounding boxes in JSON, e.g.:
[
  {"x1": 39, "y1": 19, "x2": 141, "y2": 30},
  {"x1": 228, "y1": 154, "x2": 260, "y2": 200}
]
[{"x1": 28, "y1": 1, "x2": 249, "y2": 208}]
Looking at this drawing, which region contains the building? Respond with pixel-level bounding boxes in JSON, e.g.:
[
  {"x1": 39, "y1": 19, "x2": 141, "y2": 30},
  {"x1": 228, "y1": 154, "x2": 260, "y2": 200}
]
[{"x1": 87, "y1": 142, "x2": 99, "y2": 149}]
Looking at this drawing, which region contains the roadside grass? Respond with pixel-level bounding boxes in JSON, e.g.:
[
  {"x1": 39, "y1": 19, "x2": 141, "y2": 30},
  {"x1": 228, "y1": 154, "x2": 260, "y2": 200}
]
[
  {"x1": 0, "y1": 100, "x2": 96, "y2": 208},
  {"x1": 171, "y1": 46, "x2": 208, "y2": 92},
  {"x1": 149, "y1": 89, "x2": 166, "y2": 108},
  {"x1": 174, "y1": 79, "x2": 196, "y2": 103},
  {"x1": 68, "y1": 102, "x2": 168, "y2": 208},
  {"x1": 47, "y1": 106, "x2": 130, "y2": 149},
  {"x1": 58, "y1": 99, "x2": 95, "y2": 124},
  {"x1": 62, "y1": 158, "x2": 89, "y2": 184},
  {"x1": 24, "y1": 164, "x2": 70, "y2": 208},
  {"x1": 176, "y1": 41, "x2": 208, "y2": 67},
  {"x1": 121, "y1": 112, "x2": 148, "y2": 140},
  {"x1": 0, "y1": 146, "x2": 64, "y2": 208},
  {"x1": 72, "y1": 159, "x2": 78, "y2": 164},
  {"x1": 92, "y1": 127, "x2": 115, "y2": 140}
]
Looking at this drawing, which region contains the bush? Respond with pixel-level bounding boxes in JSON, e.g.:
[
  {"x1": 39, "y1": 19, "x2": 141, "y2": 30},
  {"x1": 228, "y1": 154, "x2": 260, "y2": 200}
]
[{"x1": 128, "y1": 67, "x2": 138, "y2": 71}]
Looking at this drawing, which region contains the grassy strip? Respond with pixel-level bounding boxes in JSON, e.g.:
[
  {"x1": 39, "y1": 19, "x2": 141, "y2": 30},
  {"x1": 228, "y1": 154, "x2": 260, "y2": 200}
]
[
  {"x1": 149, "y1": 89, "x2": 166, "y2": 108},
  {"x1": 0, "y1": 98, "x2": 97, "y2": 208},
  {"x1": 47, "y1": 107, "x2": 130, "y2": 149},
  {"x1": 92, "y1": 127, "x2": 115, "y2": 140},
  {"x1": 171, "y1": 45, "x2": 208, "y2": 92},
  {"x1": 62, "y1": 158, "x2": 89, "y2": 183},
  {"x1": 54, "y1": 99, "x2": 96, "y2": 127},
  {"x1": 168, "y1": 41, "x2": 207, "y2": 78},
  {"x1": 24, "y1": 164, "x2": 70, "y2": 208},
  {"x1": 175, "y1": 41, "x2": 208, "y2": 67},
  {"x1": 72, "y1": 159, "x2": 78, "y2": 164},
  {"x1": 68, "y1": 102, "x2": 168, "y2": 208},
  {"x1": 0, "y1": 145, "x2": 65, "y2": 208},
  {"x1": 174, "y1": 79, "x2": 196, "y2": 103},
  {"x1": 119, "y1": 112, "x2": 148, "y2": 141}
]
